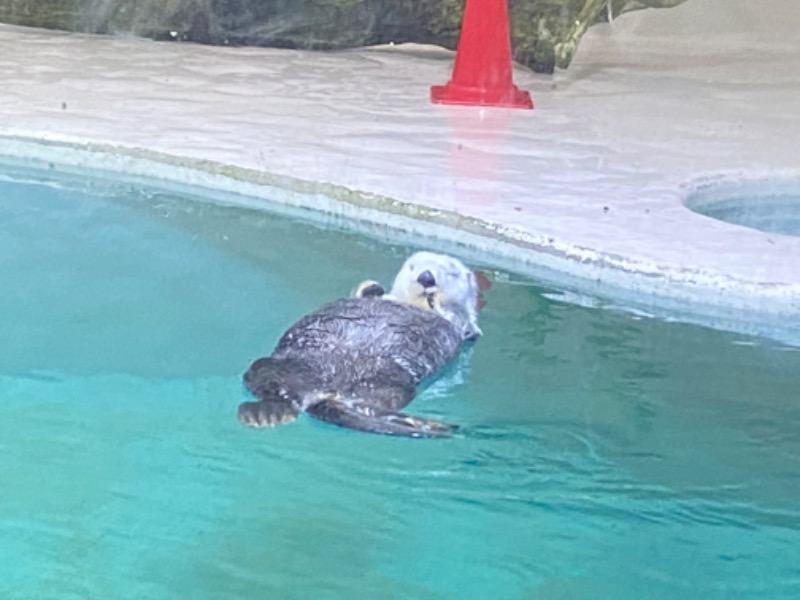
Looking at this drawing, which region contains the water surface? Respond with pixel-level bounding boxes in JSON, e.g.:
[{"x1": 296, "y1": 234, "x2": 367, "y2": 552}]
[{"x1": 1, "y1": 166, "x2": 798, "y2": 599}]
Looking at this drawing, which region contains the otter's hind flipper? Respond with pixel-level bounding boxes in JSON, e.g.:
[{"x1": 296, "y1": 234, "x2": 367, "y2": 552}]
[
  {"x1": 238, "y1": 399, "x2": 299, "y2": 428},
  {"x1": 306, "y1": 399, "x2": 457, "y2": 439}
]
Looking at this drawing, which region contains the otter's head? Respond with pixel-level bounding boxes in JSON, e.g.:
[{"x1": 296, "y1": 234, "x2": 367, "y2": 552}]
[{"x1": 389, "y1": 251, "x2": 485, "y2": 341}]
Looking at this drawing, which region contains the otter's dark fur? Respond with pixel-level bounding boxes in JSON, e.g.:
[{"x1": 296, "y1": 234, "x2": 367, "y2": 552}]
[{"x1": 238, "y1": 297, "x2": 469, "y2": 437}]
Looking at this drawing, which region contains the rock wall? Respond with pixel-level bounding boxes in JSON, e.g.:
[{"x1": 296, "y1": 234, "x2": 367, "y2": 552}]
[{"x1": 0, "y1": 0, "x2": 688, "y2": 72}]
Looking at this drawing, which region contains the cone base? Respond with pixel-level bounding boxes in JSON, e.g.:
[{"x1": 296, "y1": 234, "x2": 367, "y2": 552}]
[{"x1": 430, "y1": 82, "x2": 533, "y2": 110}]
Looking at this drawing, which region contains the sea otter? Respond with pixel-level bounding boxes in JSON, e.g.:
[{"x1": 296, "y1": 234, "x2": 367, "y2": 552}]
[{"x1": 237, "y1": 251, "x2": 487, "y2": 438}]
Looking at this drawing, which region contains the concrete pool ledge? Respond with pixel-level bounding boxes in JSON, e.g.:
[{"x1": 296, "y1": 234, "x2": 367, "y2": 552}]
[
  {"x1": 1, "y1": 0, "x2": 799, "y2": 343},
  {"x1": 2, "y1": 135, "x2": 799, "y2": 346}
]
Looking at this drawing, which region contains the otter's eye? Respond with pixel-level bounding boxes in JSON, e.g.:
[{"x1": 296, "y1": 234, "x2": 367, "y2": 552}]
[{"x1": 417, "y1": 270, "x2": 436, "y2": 288}]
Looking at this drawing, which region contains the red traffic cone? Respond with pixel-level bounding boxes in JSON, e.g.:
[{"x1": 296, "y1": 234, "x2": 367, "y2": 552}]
[{"x1": 431, "y1": 0, "x2": 533, "y2": 109}]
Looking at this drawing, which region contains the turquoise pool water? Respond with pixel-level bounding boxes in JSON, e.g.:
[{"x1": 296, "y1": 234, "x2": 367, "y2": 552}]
[{"x1": 1, "y1": 165, "x2": 799, "y2": 599}]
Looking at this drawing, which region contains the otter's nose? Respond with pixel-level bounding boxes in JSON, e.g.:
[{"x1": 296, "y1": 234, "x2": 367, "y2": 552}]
[{"x1": 417, "y1": 270, "x2": 436, "y2": 288}]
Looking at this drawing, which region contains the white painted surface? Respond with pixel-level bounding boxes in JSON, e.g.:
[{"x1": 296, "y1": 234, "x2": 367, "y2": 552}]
[{"x1": 0, "y1": 0, "x2": 798, "y2": 335}]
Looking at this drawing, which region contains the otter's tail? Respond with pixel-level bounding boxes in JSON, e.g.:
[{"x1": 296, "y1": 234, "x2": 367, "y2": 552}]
[{"x1": 306, "y1": 398, "x2": 457, "y2": 439}]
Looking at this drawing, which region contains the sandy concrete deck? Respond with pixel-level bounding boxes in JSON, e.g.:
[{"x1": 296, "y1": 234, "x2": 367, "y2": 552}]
[{"x1": 1, "y1": 0, "x2": 798, "y2": 340}]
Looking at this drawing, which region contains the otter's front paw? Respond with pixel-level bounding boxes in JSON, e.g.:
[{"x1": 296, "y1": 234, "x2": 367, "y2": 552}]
[{"x1": 237, "y1": 400, "x2": 298, "y2": 428}]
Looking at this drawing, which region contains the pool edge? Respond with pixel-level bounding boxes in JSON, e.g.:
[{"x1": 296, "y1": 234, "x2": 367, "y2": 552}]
[{"x1": 2, "y1": 134, "x2": 799, "y2": 344}]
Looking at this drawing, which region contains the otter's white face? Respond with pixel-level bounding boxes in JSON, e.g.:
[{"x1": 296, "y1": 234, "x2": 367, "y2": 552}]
[{"x1": 389, "y1": 251, "x2": 482, "y2": 340}]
